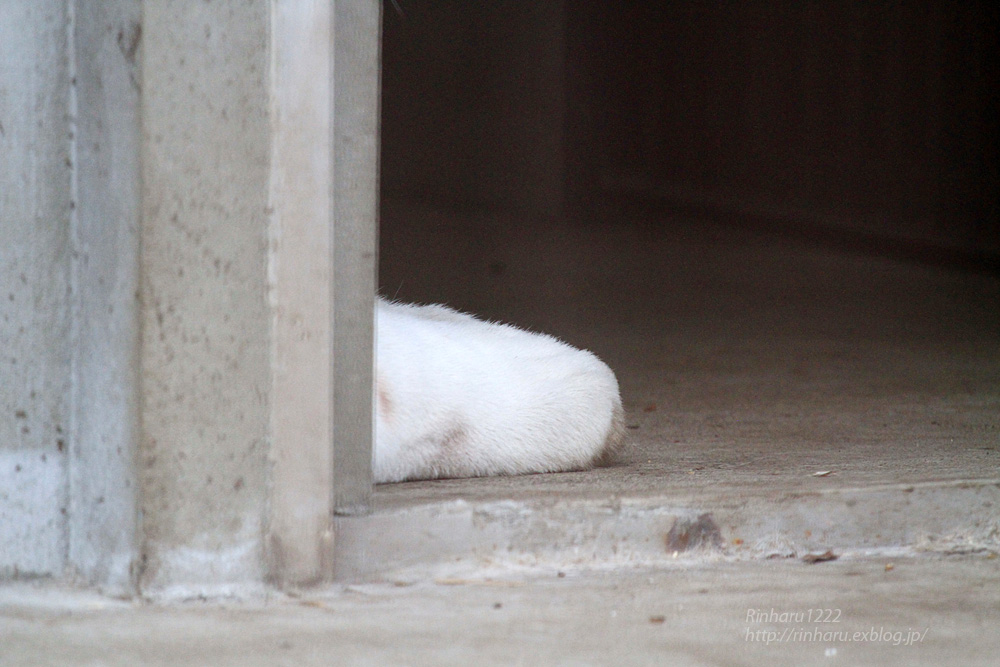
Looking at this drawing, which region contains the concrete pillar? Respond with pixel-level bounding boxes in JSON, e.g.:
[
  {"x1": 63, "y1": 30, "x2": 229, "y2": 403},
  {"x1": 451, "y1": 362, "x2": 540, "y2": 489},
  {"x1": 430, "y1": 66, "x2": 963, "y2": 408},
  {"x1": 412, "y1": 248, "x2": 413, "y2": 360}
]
[
  {"x1": 1, "y1": 0, "x2": 379, "y2": 595},
  {"x1": 0, "y1": 0, "x2": 72, "y2": 580},
  {"x1": 138, "y1": 0, "x2": 379, "y2": 594},
  {"x1": 1, "y1": 0, "x2": 142, "y2": 592},
  {"x1": 137, "y1": 0, "x2": 273, "y2": 595},
  {"x1": 331, "y1": 0, "x2": 379, "y2": 516},
  {"x1": 267, "y1": 0, "x2": 335, "y2": 587},
  {"x1": 68, "y1": 0, "x2": 143, "y2": 594}
]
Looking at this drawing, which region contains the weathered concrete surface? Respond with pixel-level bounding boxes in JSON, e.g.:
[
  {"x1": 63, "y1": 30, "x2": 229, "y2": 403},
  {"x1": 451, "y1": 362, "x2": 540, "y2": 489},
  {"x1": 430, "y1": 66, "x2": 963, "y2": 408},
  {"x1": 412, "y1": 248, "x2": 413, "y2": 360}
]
[
  {"x1": 68, "y1": 0, "x2": 143, "y2": 594},
  {"x1": 266, "y1": 0, "x2": 335, "y2": 588},
  {"x1": 331, "y1": 0, "x2": 380, "y2": 516},
  {"x1": 0, "y1": 0, "x2": 72, "y2": 579},
  {"x1": 3, "y1": 555, "x2": 999, "y2": 666},
  {"x1": 2, "y1": 0, "x2": 145, "y2": 591},
  {"x1": 138, "y1": 0, "x2": 272, "y2": 595},
  {"x1": 335, "y1": 481, "x2": 1000, "y2": 582},
  {"x1": 3, "y1": 0, "x2": 380, "y2": 594}
]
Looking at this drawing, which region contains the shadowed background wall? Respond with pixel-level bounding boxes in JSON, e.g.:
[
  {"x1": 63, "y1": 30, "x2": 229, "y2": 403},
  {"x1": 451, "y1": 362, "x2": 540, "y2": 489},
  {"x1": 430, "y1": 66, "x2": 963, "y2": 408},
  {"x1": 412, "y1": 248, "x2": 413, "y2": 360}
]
[{"x1": 380, "y1": 0, "x2": 998, "y2": 287}]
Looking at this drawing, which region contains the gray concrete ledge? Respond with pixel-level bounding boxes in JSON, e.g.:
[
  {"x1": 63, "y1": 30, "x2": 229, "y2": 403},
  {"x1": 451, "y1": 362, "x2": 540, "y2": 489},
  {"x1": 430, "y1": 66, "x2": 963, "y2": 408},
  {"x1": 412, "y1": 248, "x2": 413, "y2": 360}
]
[{"x1": 334, "y1": 479, "x2": 1000, "y2": 582}]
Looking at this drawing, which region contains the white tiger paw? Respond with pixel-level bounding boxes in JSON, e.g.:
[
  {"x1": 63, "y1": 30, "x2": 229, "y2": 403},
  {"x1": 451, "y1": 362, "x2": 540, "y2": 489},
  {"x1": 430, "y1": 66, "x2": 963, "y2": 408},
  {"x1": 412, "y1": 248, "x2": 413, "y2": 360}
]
[{"x1": 373, "y1": 299, "x2": 625, "y2": 483}]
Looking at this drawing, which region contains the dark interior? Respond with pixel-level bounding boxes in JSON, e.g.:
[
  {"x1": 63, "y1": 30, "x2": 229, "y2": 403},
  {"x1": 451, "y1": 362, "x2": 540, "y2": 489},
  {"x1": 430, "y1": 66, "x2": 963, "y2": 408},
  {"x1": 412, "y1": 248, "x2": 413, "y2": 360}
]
[
  {"x1": 380, "y1": 1, "x2": 998, "y2": 284},
  {"x1": 375, "y1": 1, "x2": 999, "y2": 501}
]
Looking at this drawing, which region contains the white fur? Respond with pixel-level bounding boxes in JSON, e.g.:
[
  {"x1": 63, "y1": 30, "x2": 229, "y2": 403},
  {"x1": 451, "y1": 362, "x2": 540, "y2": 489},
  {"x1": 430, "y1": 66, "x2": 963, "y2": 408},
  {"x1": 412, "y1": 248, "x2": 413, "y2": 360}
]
[{"x1": 374, "y1": 298, "x2": 625, "y2": 483}]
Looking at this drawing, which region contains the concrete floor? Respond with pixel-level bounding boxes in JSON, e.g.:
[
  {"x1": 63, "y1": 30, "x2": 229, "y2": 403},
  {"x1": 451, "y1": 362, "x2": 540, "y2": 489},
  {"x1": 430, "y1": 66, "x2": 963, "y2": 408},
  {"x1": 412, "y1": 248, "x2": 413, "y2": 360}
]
[
  {"x1": 355, "y1": 201, "x2": 1000, "y2": 579},
  {"x1": 2, "y1": 555, "x2": 998, "y2": 666},
  {"x1": 4, "y1": 201, "x2": 999, "y2": 664}
]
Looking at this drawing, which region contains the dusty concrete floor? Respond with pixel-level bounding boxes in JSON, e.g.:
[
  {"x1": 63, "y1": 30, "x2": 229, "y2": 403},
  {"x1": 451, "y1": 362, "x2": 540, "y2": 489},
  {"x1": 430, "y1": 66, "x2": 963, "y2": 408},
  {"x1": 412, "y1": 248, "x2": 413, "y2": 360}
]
[
  {"x1": 379, "y1": 201, "x2": 1000, "y2": 504},
  {"x1": 5, "y1": 201, "x2": 998, "y2": 664},
  {"x1": 351, "y1": 201, "x2": 1000, "y2": 578},
  {"x1": 3, "y1": 555, "x2": 999, "y2": 666}
]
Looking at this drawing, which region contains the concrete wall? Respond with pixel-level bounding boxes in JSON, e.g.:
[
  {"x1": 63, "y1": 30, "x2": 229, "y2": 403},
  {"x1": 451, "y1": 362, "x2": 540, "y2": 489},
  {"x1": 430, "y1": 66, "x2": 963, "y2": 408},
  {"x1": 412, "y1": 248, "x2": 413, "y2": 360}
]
[
  {"x1": 267, "y1": 0, "x2": 335, "y2": 589},
  {"x1": 380, "y1": 2, "x2": 998, "y2": 265},
  {"x1": 567, "y1": 2, "x2": 999, "y2": 255},
  {"x1": 1, "y1": 0, "x2": 379, "y2": 595},
  {"x1": 0, "y1": 0, "x2": 72, "y2": 580},
  {"x1": 69, "y1": 0, "x2": 143, "y2": 594},
  {"x1": 137, "y1": 0, "x2": 273, "y2": 595}
]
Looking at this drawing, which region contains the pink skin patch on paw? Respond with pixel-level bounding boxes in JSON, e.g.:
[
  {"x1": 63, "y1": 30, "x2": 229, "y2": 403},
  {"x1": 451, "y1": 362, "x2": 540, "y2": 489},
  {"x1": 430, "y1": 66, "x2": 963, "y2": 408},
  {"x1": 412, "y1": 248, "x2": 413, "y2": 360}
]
[{"x1": 377, "y1": 374, "x2": 392, "y2": 422}]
